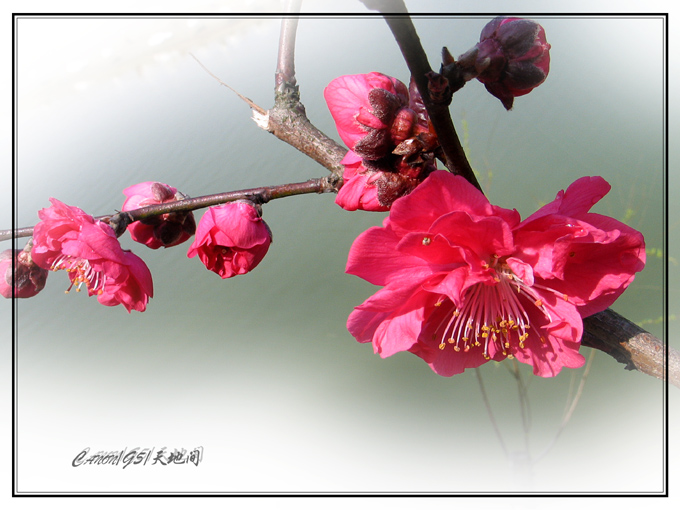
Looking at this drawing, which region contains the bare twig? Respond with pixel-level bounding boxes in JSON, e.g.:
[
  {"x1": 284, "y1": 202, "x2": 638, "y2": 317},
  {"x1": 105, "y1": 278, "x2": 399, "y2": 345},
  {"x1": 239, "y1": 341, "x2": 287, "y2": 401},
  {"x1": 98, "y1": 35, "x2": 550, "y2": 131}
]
[
  {"x1": 475, "y1": 367, "x2": 509, "y2": 459},
  {"x1": 2, "y1": 178, "x2": 336, "y2": 241},
  {"x1": 190, "y1": 53, "x2": 266, "y2": 115},
  {"x1": 275, "y1": 0, "x2": 302, "y2": 95},
  {"x1": 263, "y1": 5, "x2": 346, "y2": 177}
]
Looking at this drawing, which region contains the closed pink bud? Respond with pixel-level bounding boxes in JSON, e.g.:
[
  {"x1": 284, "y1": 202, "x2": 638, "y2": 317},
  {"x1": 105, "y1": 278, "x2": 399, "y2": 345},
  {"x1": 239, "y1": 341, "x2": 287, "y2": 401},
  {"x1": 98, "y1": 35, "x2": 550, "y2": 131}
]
[{"x1": 187, "y1": 201, "x2": 272, "y2": 278}]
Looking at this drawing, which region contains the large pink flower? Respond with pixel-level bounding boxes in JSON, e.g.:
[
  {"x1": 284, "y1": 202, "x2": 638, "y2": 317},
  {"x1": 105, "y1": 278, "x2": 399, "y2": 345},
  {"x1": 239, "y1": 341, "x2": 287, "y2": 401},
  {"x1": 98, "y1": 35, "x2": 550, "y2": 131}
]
[
  {"x1": 122, "y1": 181, "x2": 196, "y2": 249},
  {"x1": 31, "y1": 198, "x2": 154, "y2": 312},
  {"x1": 187, "y1": 201, "x2": 272, "y2": 278},
  {"x1": 346, "y1": 171, "x2": 645, "y2": 377}
]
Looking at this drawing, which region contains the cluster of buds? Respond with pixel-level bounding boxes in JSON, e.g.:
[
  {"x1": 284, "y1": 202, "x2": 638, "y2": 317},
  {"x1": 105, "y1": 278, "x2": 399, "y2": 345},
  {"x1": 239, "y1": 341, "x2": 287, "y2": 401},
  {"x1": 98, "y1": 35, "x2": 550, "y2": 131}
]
[{"x1": 324, "y1": 72, "x2": 439, "y2": 211}]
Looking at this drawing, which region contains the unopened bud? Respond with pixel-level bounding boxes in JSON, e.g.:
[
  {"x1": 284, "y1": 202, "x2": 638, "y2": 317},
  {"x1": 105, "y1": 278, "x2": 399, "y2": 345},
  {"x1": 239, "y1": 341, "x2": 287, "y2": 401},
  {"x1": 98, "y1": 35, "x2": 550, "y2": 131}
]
[
  {"x1": 1, "y1": 246, "x2": 48, "y2": 299},
  {"x1": 458, "y1": 17, "x2": 551, "y2": 110}
]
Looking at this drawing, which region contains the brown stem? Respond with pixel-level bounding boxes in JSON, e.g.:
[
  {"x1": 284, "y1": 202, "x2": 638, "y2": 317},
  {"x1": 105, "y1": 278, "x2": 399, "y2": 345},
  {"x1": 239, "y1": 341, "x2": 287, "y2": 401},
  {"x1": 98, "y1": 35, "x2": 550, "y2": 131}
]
[
  {"x1": 582, "y1": 308, "x2": 678, "y2": 388},
  {"x1": 362, "y1": 0, "x2": 482, "y2": 192},
  {"x1": 275, "y1": 1, "x2": 302, "y2": 94},
  {"x1": 1, "y1": 178, "x2": 336, "y2": 241},
  {"x1": 259, "y1": 7, "x2": 347, "y2": 178}
]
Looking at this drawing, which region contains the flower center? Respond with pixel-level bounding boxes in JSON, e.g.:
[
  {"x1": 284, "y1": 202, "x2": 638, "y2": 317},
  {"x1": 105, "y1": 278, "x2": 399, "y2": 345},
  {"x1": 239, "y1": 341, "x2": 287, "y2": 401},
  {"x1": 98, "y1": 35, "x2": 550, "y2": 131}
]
[
  {"x1": 433, "y1": 264, "x2": 564, "y2": 360},
  {"x1": 51, "y1": 255, "x2": 104, "y2": 295}
]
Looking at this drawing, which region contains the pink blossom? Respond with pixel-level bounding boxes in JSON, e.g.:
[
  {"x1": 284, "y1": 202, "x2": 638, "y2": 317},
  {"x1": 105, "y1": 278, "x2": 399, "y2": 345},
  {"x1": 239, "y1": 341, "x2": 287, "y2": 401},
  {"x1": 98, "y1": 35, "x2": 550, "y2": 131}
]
[
  {"x1": 187, "y1": 201, "x2": 272, "y2": 278},
  {"x1": 122, "y1": 181, "x2": 196, "y2": 249},
  {"x1": 30, "y1": 198, "x2": 153, "y2": 312},
  {"x1": 1, "y1": 248, "x2": 48, "y2": 299},
  {"x1": 346, "y1": 171, "x2": 645, "y2": 377}
]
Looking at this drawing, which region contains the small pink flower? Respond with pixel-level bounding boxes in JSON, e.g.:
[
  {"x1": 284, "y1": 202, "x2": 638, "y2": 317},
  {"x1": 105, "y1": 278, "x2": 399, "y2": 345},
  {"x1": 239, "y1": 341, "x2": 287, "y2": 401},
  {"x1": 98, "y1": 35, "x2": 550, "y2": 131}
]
[
  {"x1": 31, "y1": 198, "x2": 153, "y2": 312},
  {"x1": 187, "y1": 201, "x2": 272, "y2": 278},
  {"x1": 458, "y1": 17, "x2": 551, "y2": 110},
  {"x1": 0, "y1": 248, "x2": 48, "y2": 299},
  {"x1": 122, "y1": 181, "x2": 196, "y2": 249},
  {"x1": 346, "y1": 171, "x2": 645, "y2": 377}
]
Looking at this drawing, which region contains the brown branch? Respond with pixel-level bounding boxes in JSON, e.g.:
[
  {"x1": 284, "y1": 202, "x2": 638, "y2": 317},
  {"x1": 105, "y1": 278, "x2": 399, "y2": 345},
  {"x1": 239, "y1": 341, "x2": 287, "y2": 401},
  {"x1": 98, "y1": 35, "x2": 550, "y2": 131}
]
[
  {"x1": 582, "y1": 308, "x2": 678, "y2": 388},
  {"x1": 255, "y1": 5, "x2": 346, "y2": 178},
  {"x1": 1, "y1": 178, "x2": 337, "y2": 241},
  {"x1": 275, "y1": 0, "x2": 302, "y2": 94}
]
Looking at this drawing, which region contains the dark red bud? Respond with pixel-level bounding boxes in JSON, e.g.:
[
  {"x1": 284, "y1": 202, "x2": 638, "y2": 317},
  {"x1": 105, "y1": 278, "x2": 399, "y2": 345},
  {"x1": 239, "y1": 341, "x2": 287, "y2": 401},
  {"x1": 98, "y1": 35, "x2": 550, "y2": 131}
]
[
  {"x1": 390, "y1": 108, "x2": 417, "y2": 144},
  {"x1": 151, "y1": 182, "x2": 176, "y2": 202},
  {"x1": 426, "y1": 71, "x2": 451, "y2": 104}
]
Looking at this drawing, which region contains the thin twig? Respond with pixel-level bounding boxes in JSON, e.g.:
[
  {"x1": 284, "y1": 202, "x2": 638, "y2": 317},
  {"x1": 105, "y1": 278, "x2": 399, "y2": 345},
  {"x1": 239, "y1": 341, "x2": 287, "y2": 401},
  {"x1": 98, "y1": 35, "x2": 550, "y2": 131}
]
[
  {"x1": 534, "y1": 348, "x2": 596, "y2": 464},
  {"x1": 2, "y1": 178, "x2": 336, "y2": 241},
  {"x1": 190, "y1": 53, "x2": 266, "y2": 115},
  {"x1": 475, "y1": 367, "x2": 509, "y2": 460}
]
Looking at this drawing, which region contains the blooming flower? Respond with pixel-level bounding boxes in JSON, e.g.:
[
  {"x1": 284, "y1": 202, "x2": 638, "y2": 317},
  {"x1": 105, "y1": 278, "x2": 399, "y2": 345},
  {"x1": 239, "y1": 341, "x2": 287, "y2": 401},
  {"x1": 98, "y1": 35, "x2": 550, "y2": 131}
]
[
  {"x1": 30, "y1": 198, "x2": 154, "y2": 312},
  {"x1": 457, "y1": 17, "x2": 551, "y2": 110},
  {"x1": 0, "y1": 247, "x2": 48, "y2": 299},
  {"x1": 324, "y1": 72, "x2": 438, "y2": 210},
  {"x1": 187, "y1": 201, "x2": 272, "y2": 278},
  {"x1": 345, "y1": 171, "x2": 645, "y2": 377},
  {"x1": 122, "y1": 181, "x2": 196, "y2": 249}
]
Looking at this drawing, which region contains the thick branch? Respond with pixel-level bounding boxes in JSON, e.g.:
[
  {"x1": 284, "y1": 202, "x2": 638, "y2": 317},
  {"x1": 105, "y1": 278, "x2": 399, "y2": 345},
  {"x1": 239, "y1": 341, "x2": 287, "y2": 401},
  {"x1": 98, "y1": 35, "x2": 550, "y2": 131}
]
[
  {"x1": 260, "y1": 105, "x2": 347, "y2": 177},
  {"x1": 582, "y1": 308, "x2": 678, "y2": 388}
]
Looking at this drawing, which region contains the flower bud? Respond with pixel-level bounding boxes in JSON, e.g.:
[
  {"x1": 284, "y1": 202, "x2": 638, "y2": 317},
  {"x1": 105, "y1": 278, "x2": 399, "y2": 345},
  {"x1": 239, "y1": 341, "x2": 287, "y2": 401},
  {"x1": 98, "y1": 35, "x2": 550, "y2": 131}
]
[
  {"x1": 1, "y1": 247, "x2": 48, "y2": 299},
  {"x1": 122, "y1": 182, "x2": 196, "y2": 249},
  {"x1": 187, "y1": 201, "x2": 272, "y2": 278},
  {"x1": 460, "y1": 17, "x2": 551, "y2": 110}
]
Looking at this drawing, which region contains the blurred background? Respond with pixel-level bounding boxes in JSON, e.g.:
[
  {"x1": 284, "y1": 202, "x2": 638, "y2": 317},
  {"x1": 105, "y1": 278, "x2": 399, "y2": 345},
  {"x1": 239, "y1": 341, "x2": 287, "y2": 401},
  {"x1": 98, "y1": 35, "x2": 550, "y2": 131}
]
[{"x1": 5, "y1": 2, "x2": 672, "y2": 495}]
